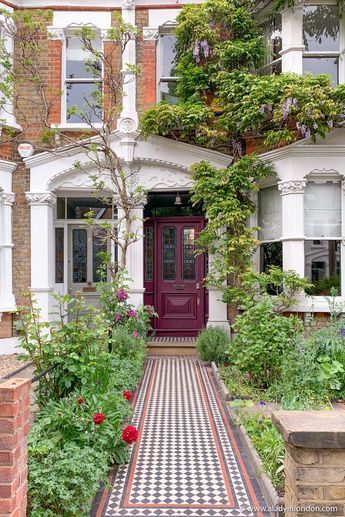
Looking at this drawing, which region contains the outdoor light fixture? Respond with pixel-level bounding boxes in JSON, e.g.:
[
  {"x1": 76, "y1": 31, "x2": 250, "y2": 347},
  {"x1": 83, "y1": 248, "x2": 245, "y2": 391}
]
[{"x1": 174, "y1": 192, "x2": 182, "y2": 206}]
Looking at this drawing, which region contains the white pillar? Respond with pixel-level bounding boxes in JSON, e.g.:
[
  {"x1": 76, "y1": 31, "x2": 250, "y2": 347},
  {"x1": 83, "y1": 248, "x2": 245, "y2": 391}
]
[
  {"x1": 280, "y1": 8, "x2": 304, "y2": 74},
  {"x1": 0, "y1": 192, "x2": 16, "y2": 310},
  {"x1": 278, "y1": 180, "x2": 306, "y2": 276},
  {"x1": 118, "y1": 0, "x2": 138, "y2": 126},
  {"x1": 26, "y1": 192, "x2": 56, "y2": 322},
  {"x1": 206, "y1": 249, "x2": 231, "y2": 335}
]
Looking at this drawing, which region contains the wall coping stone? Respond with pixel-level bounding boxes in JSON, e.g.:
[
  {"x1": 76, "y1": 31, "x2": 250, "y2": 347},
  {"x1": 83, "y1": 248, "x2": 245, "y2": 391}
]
[{"x1": 272, "y1": 411, "x2": 345, "y2": 449}]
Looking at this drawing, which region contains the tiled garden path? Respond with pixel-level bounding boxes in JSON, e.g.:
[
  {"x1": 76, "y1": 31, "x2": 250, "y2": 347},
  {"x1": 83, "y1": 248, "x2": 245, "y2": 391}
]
[{"x1": 93, "y1": 357, "x2": 269, "y2": 517}]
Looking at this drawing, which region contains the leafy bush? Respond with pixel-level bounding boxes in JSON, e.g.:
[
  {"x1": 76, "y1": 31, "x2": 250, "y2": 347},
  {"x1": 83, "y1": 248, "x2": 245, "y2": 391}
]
[
  {"x1": 219, "y1": 365, "x2": 264, "y2": 400},
  {"x1": 229, "y1": 296, "x2": 302, "y2": 387},
  {"x1": 237, "y1": 412, "x2": 284, "y2": 494},
  {"x1": 29, "y1": 443, "x2": 109, "y2": 517},
  {"x1": 269, "y1": 319, "x2": 345, "y2": 407},
  {"x1": 110, "y1": 326, "x2": 146, "y2": 362},
  {"x1": 196, "y1": 326, "x2": 229, "y2": 364}
]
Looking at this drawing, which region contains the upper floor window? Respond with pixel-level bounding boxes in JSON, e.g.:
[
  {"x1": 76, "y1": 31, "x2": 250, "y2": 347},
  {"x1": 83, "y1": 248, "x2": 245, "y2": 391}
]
[
  {"x1": 65, "y1": 34, "x2": 103, "y2": 124},
  {"x1": 259, "y1": 14, "x2": 282, "y2": 76},
  {"x1": 157, "y1": 31, "x2": 179, "y2": 104},
  {"x1": 303, "y1": 5, "x2": 340, "y2": 85}
]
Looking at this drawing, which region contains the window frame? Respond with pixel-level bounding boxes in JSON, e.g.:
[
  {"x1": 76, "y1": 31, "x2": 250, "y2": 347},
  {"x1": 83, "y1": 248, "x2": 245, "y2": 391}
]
[
  {"x1": 156, "y1": 24, "x2": 179, "y2": 103},
  {"x1": 257, "y1": 14, "x2": 282, "y2": 76},
  {"x1": 302, "y1": 3, "x2": 341, "y2": 85},
  {"x1": 61, "y1": 26, "x2": 104, "y2": 126}
]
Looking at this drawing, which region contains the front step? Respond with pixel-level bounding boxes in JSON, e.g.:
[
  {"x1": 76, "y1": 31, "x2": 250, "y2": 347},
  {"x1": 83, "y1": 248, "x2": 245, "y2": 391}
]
[{"x1": 147, "y1": 337, "x2": 198, "y2": 356}]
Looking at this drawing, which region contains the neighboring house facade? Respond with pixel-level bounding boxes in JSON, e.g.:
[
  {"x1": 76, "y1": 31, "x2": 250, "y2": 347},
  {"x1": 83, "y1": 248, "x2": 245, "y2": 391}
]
[{"x1": 0, "y1": 0, "x2": 344, "y2": 342}]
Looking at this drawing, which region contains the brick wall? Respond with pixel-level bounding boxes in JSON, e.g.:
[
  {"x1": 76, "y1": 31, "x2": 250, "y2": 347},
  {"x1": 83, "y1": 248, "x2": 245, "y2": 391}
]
[
  {"x1": 136, "y1": 10, "x2": 156, "y2": 115},
  {"x1": 0, "y1": 378, "x2": 31, "y2": 516},
  {"x1": 0, "y1": 314, "x2": 13, "y2": 340},
  {"x1": 47, "y1": 39, "x2": 62, "y2": 125}
]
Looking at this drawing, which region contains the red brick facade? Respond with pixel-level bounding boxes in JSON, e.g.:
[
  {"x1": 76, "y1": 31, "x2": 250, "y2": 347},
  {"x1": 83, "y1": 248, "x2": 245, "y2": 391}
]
[{"x1": 0, "y1": 378, "x2": 31, "y2": 516}]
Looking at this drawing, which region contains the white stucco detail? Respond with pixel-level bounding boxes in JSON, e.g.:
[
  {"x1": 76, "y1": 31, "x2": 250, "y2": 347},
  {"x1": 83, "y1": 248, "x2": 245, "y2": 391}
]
[{"x1": 0, "y1": 160, "x2": 16, "y2": 312}]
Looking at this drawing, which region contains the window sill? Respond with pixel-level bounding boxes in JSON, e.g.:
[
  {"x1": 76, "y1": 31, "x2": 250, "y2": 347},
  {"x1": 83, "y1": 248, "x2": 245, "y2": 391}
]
[{"x1": 51, "y1": 123, "x2": 103, "y2": 131}]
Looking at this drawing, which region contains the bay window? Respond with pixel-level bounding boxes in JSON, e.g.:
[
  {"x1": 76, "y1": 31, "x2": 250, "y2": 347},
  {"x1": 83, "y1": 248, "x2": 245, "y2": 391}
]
[
  {"x1": 259, "y1": 14, "x2": 282, "y2": 76},
  {"x1": 304, "y1": 181, "x2": 342, "y2": 295},
  {"x1": 303, "y1": 5, "x2": 340, "y2": 85},
  {"x1": 258, "y1": 185, "x2": 283, "y2": 272},
  {"x1": 65, "y1": 34, "x2": 102, "y2": 123}
]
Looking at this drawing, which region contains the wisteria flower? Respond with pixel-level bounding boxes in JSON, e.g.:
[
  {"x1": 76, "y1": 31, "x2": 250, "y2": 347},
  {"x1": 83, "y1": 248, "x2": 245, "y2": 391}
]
[
  {"x1": 116, "y1": 289, "x2": 128, "y2": 300},
  {"x1": 193, "y1": 40, "x2": 200, "y2": 62},
  {"x1": 122, "y1": 425, "x2": 138, "y2": 444},
  {"x1": 200, "y1": 39, "x2": 209, "y2": 59},
  {"x1": 327, "y1": 120, "x2": 334, "y2": 128},
  {"x1": 127, "y1": 309, "x2": 138, "y2": 318},
  {"x1": 270, "y1": 29, "x2": 282, "y2": 40},
  {"x1": 340, "y1": 328, "x2": 345, "y2": 337}
]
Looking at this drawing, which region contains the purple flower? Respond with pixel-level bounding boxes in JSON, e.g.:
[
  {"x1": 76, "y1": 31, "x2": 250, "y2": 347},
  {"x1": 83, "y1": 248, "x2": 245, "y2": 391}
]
[
  {"x1": 193, "y1": 40, "x2": 200, "y2": 63},
  {"x1": 327, "y1": 120, "x2": 334, "y2": 128},
  {"x1": 116, "y1": 289, "x2": 128, "y2": 300},
  {"x1": 200, "y1": 39, "x2": 209, "y2": 59},
  {"x1": 133, "y1": 331, "x2": 139, "y2": 338},
  {"x1": 340, "y1": 328, "x2": 345, "y2": 337},
  {"x1": 259, "y1": 400, "x2": 267, "y2": 406},
  {"x1": 115, "y1": 314, "x2": 123, "y2": 321},
  {"x1": 127, "y1": 309, "x2": 138, "y2": 318}
]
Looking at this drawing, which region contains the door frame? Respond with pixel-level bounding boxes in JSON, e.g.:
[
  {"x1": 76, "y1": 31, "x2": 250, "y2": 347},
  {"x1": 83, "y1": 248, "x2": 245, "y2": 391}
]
[{"x1": 145, "y1": 215, "x2": 207, "y2": 336}]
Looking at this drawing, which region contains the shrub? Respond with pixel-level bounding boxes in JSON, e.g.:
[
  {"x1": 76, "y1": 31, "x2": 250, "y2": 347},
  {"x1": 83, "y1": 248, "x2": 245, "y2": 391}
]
[
  {"x1": 110, "y1": 326, "x2": 146, "y2": 362},
  {"x1": 237, "y1": 412, "x2": 284, "y2": 494},
  {"x1": 196, "y1": 326, "x2": 229, "y2": 363},
  {"x1": 28, "y1": 443, "x2": 109, "y2": 517},
  {"x1": 229, "y1": 296, "x2": 302, "y2": 387}
]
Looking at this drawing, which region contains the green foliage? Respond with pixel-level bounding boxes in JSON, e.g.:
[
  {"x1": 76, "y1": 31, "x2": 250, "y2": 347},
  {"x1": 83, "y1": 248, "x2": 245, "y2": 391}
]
[
  {"x1": 110, "y1": 326, "x2": 146, "y2": 362},
  {"x1": 190, "y1": 155, "x2": 274, "y2": 295},
  {"x1": 28, "y1": 443, "x2": 109, "y2": 517},
  {"x1": 196, "y1": 326, "x2": 230, "y2": 363},
  {"x1": 228, "y1": 266, "x2": 310, "y2": 311},
  {"x1": 269, "y1": 317, "x2": 345, "y2": 407},
  {"x1": 219, "y1": 365, "x2": 264, "y2": 400},
  {"x1": 229, "y1": 296, "x2": 302, "y2": 387},
  {"x1": 237, "y1": 412, "x2": 284, "y2": 493}
]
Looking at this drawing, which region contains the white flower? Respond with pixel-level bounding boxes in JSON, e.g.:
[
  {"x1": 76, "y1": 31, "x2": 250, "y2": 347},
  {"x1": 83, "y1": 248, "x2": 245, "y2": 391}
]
[{"x1": 270, "y1": 29, "x2": 282, "y2": 41}]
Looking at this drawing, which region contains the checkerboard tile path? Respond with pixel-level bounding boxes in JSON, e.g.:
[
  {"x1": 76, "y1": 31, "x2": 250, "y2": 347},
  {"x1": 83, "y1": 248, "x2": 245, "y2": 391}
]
[{"x1": 95, "y1": 357, "x2": 269, "y2": 517}]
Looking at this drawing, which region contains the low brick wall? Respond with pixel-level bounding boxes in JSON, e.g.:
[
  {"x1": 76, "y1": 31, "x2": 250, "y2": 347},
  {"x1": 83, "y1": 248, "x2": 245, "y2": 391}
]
[
  {"x1": 273, "y1": 411, "x2": 345, "y2": 516},
  {"x1": 0, "y1": 378, "x2": 31, "y2": 516}
]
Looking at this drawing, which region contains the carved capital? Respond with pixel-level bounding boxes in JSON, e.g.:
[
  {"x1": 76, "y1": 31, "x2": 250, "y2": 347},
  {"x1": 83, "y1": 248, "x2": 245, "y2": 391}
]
[
  {"x1": 143, "y1": 27, "x2": 159, "y2": 41},
  {"x1": 26, "y1": 192, "x2": 57, "y2": 206},
  {"x1": 2, "y1": 192, "x2": 15, "y2": 205},
  {"x1": 47, "y1": 27, "x2": 65, "y2": 41},
  {"x1": 278, "y1": 180, "x2": 306, "y2": 195},
  {"x1": 122, "y1": 0, "x2": 135, "y2": 10}
]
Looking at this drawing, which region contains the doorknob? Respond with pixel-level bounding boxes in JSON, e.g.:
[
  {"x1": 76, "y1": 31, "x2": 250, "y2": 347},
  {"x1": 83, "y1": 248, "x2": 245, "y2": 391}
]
[{"x1": 196, "y1": 283, "x2": 200, "y2": 290}]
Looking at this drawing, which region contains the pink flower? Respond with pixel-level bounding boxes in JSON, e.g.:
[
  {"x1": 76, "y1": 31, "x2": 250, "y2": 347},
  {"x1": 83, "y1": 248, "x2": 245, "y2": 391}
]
[
  {"x1": 133, "y1": 331, "x2": 139, "y2": 338},
  {"x1": 115, "y1": 314, "x2": 123, "y2": 321},
  {"x1": 116, "y1": 289, "x2": 128, "y2": 300},
  {"x1": 127, "y1": 309, "x2": 138, "y2": 318}
]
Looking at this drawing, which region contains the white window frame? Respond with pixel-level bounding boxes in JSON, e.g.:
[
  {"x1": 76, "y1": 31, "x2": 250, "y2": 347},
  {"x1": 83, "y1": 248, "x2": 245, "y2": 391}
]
[
  {"x1": 302, "y1": 2, "x2": 343, "y2": 84},
  {"x1": 61, "y1": 25, "x2": 104, "y2": 126},
  {"x1": 156, "y1": 23, "x2": 179, "y2": 103}
]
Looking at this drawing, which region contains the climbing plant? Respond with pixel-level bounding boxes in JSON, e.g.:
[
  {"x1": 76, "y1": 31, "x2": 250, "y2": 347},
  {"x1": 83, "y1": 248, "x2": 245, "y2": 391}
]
[{"x1": 141, "y1": 0, "x2": 345, "y2": 301}]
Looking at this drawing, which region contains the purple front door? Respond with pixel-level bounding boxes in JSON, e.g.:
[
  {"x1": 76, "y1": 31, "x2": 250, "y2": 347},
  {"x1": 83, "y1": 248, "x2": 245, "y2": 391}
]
[{"x1": 144, "y1": 217, "x2": 205, "y2": 336}]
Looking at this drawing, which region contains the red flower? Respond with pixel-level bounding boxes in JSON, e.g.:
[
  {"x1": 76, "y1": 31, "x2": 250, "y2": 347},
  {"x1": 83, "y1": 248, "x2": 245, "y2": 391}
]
[
  {"x1": 122, "y1": 425, "x2": 138, "y2": 444},
  {"x1": 123, "y1": 390, "x2": 132, "y2": 402},
  {"x1": 77, "y1": 397, "x2": 84, "y2": 404},
  {"x1": 224, "y1": 363, "x2": 230, "y2": 368},
  {"x1": 93, "y1": 412, "x2": 105, "y2": 425}
]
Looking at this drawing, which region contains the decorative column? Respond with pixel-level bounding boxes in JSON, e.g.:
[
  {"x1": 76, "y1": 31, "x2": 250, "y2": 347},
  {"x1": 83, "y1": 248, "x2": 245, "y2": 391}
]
[
  {"x1": 280, "y1": 7, "x2": 304, "y2": 74},
  {"x1": 0, "y1": 192, "x2": 16, "y2": 311},
  {"x1": 116, "y1": 193, "x2": 146, "y2": 307},
  {"x1": 118, "y1": 0, "x2": 138, "y2": 129},
  {"x1": 25, "y1": 193, "x2": 56, "y2": 322},
  {"x1": 278, "y1": 180, "x2": 306, "y2": 276}
]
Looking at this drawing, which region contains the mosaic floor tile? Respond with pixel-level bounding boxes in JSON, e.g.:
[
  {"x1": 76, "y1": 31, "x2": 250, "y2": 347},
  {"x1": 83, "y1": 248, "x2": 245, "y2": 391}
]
[{"x1": 95, "y1": 357, "x2": 269, "y2": 517}]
